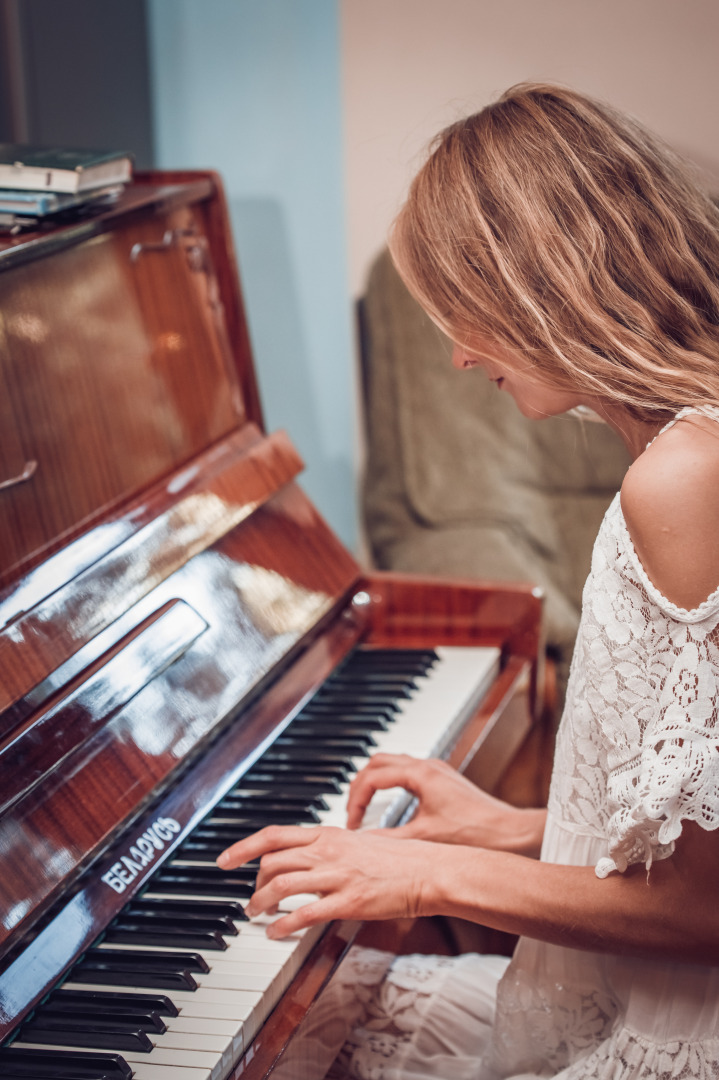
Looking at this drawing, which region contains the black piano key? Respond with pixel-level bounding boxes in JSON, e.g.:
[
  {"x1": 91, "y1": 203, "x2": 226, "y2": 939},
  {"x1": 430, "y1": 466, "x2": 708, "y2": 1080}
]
[
  {"x1": 280, "y1": 723, "x2": 379, "y2": 742},
  {"x1": 291, "y1": 712, "x2": 391, "y2": 731},
  {"x1": 208, "y1": 806, "x2": 321, "y2": 824},
  {"x1": 311, "y1": 693, "x2": 402, "y2": 711},
  {"x1": 0, "y1": 1047, "x2": 132, "y2": 1079},
  {"x1": 70, "y1": 962, "x2": 198, "y2": 992},
  {"x1": 219, "y1": 792, "x2": 319, "y2": 808},
  {"x1": 300, "y1": 702, "x2": 398, "y2": 719},
  {"x1": 121, "y1": 906, "x2": 238, "y2": 935},
  {"x1": 84, "y1": 948, "x2": 209, "y2": 974},
  {"x1": 150, "y1": 879, "x2": 253, "y2": 899},
  {"x1": 179, "y1": 826, "x2": 257, "y2": 846},
  {"x1": 71, "y1": 948, "x2": 204, "y2": 991},
  {"x1": 338, "y1": 663, "x2": 433, "y2": 679},
  {"x1": 176, "y1": 839, "x2": 233, "y2": 860},
  {"x1": 217, "y1": 797, "x2": 323, "y2": 816},
  {"x1": 152, "y1": 871, "x2": 255, "y2": 898},
  {"x1": 49, "y1": 989, "x2": 179, "y2": 1017},
  {"x1": 241, "y1": 770, "x2": 344, "y2": 793},
  {"x1": 273, "y1": 736, "x2": 372, "y2": 756},
  {"x1": 0, "y1": 1069, "x2": 122, "y2": 1080},
  {"x1": 130, "y1": 897, "x2": 247, "y2": 921},
  {"x1": 162, "y1": 860, "x2": 258, "y2": 879},
  {"x1": 18, "y1": 1018, "x2": 154, "y2": 1053},
  {"x1": 0, "y1": 1071, "x2": 106, "y2": 1080},
  {"x1": 261, "y1": 749, "x2": 358, "y2": 770},
  {"x1": 282, "y1": 741, "x2": 372, "y2": 762},
  {"x1": 174, "y1": 842, "x2": 261, "y2": 865},
  {"x1": 41, "y1": 1002, "x2": 167, "y2": 1033},
  {"x1": 103, "y1": 922, "x2": 228, "y2": 951},
  {"x1": 203, "y1": 817, "x2": 298, "y2": 832},
  {"x1": 332, "y1": 664, "x2": 423, "y2": 679},
  {"x1": 0, "y1": 1073, "x2": 118, "y2": 1080},
  {"x1": 226, "y1": 785, "x2": 330, "y2": 807},
  {"x1": 323, "y1": 679, "x2": 416, "y2": 696},
  {"x1": 258, "y1": 759, "x2": 357, "y2": 781},
  {"x1": 346, "y1": 648, "x2": 438, "y2": 666}
]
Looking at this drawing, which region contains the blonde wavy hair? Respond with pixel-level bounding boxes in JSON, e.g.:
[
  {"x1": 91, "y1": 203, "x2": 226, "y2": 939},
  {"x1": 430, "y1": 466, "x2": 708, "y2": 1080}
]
[{"x1": 389, "y1": 83, "x2": 719, "y2": 419}]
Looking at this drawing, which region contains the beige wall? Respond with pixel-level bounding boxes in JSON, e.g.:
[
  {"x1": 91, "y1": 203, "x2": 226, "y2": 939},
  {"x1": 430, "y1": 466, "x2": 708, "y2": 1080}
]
[{"x1": 341, "y1": 0, "x2": 719, "y2": 297}]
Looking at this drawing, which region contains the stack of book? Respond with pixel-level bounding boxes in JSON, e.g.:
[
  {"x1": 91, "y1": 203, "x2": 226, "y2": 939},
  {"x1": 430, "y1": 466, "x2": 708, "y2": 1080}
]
[{"x1": 0, "y1": 145, "x2": 133, "y2": 232}]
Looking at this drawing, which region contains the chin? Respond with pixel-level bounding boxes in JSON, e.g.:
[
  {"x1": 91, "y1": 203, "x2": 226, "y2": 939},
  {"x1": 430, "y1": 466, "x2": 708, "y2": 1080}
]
[
  {"x1": 514, "y1": 401, "x2": 557, "y2": 420},
  {"x1": 513, "y1": 395, "x2": 583, "y2": 420}
]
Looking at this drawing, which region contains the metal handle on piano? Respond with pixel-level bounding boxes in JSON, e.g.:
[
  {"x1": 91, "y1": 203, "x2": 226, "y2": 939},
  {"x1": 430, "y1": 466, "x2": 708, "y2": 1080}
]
[
  {"x1": 130, "y1": 228, "x2": 201, "y2": 263},
  {"x1": 0, "y1": 459, "x2": 37, "y2": 491}
]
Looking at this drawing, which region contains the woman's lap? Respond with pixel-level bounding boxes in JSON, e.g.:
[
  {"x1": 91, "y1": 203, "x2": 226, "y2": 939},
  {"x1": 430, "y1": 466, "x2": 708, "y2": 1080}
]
[{"x1": 324, "y1": 947, "x2": 510, "y2": 1080}]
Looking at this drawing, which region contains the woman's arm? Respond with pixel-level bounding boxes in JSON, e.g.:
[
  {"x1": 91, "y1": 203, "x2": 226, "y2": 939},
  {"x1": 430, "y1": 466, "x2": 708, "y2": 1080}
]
[{"x1": 217, "y1": 818, "x2": 719, "y2": 965}]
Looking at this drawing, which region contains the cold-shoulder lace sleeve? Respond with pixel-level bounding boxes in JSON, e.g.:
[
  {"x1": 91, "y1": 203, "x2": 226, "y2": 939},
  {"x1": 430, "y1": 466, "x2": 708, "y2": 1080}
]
[
  {"x1": 595, "y1": 509, "x2": 719, "y2": 876},
  {"x1": 548, "y1": 494, "x2": 719, "y2": 879}
]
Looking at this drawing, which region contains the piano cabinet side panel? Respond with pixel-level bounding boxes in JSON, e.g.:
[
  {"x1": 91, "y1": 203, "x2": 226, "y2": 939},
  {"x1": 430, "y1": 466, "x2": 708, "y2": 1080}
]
[{"x1": 357, "y1": 569, "x2": 543, "y2": 710}]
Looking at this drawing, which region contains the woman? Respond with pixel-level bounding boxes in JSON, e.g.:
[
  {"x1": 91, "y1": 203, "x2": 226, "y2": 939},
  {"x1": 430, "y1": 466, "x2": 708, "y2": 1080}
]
[{"x1": 218, "y1": 84, "x2": 719, "y2": 1078}]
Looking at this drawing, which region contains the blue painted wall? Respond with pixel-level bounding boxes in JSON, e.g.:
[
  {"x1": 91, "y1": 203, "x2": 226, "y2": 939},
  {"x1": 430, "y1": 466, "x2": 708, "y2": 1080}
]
[{"x1": 147, "y1": 0, "x2": 357, "y2": 549}]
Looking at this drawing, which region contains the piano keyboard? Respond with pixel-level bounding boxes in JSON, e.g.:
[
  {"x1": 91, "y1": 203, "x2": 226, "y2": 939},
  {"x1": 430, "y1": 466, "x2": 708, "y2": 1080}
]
[{"x1": 3, "y1": 645, "x2": 499, "y2": 1080}]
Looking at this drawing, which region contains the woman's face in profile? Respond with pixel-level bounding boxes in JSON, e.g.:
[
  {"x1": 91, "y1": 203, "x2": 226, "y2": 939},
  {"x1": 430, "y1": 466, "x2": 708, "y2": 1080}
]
[{"x1": 451, "y1": 336, "x2": 583, "y2": 420}]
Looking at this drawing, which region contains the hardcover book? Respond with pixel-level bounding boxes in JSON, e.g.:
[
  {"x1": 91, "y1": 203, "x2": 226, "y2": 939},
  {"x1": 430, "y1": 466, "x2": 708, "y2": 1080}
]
[
  {"x1": 0, "y1": 145, "x2": 133, "y2": 193},
  {"x1": 0, "y1": 184, "x2": 124, "y2": 216}
]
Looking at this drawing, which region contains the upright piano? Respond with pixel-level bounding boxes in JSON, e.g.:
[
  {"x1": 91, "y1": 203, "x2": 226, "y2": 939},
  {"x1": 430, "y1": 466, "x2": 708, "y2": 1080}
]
[{"x1": 0, "y1": 173, "x2": 542, "y2": 1080}]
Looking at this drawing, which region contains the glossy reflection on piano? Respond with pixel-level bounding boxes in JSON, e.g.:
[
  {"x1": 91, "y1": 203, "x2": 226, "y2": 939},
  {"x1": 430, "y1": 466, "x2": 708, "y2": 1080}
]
[{"x1": 0, "y1": 172, "x2": 541, "y2": 1080}]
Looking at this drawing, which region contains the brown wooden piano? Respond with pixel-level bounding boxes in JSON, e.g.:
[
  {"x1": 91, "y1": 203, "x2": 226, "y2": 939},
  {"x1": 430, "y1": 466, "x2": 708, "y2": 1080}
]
[{"x1": 0, "y1": 173, "x2": 542, "y2": 1080}]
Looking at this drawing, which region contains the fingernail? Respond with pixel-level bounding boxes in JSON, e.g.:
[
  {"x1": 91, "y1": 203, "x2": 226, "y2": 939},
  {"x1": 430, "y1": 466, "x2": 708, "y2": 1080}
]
[{"x1": 217, "y1": 852, "x2": 229, "y2": 868}]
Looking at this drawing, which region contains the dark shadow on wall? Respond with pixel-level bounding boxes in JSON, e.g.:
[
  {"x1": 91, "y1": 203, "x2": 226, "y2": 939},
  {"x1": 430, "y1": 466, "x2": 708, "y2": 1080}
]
[
  {"x1": 0, "y1": 0, "x2": 154, "y2": 166},
  {"x1": 230, "y1": 196, "x2": 357, "y2": 550}
]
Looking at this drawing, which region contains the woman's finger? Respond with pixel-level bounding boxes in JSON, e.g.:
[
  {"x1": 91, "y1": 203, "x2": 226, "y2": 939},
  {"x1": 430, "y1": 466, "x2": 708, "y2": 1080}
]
[
  {"x1": 246, "y1": 868, "x2": 337, "y2": 918},
  {"x1": 346, "y1": 760, "x2": 423, "y2": 829},
  {"x1": 216, "y1": 824, "x2": 321, "y2": 870},
  {"x1": 263, "y1": 895, "x2": 339, "y2": 939}
]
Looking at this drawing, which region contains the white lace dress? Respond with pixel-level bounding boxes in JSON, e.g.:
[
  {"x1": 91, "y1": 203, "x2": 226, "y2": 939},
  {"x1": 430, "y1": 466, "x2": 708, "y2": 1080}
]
[{"x1": 325, "y1": 412, "x2": 719, "y2": 1080}]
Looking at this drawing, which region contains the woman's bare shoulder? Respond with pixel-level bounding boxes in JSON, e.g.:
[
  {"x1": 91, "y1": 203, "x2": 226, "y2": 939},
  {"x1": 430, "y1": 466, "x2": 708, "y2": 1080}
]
[{"x1": 620, "y1": 414, "x2": 719, "y2": 611}]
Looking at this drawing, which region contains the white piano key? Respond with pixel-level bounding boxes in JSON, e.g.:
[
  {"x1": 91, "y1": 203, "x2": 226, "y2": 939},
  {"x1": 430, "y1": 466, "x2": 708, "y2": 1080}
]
[
  {"x1": 166, "y1": 1014, "x2": 242, "y2": 1056},
  {"x1": 129, "y1": 1066, "x2": 210, "y2": 1080},
  {"x1": 151, "y1": 1028, "x2": 234, "y2": 1073},
  {"x1": 167, "y1": 1013, "x2": 240, "y2": 1033}
]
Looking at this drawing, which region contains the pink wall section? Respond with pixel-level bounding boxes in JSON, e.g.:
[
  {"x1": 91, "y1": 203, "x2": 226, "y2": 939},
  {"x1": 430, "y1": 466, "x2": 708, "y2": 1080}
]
[{"x1": 341, "y1": 0, "x2": 719, "y2": 296}]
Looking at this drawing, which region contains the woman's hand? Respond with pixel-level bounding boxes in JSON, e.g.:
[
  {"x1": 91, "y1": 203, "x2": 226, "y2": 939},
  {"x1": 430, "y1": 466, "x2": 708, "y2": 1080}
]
[
  {"x1": 217, "y1": 824, "x2": 441, "y2": 938},
  {"x1": 346, "y1": 753, "x2": 546, "y2": 856}
]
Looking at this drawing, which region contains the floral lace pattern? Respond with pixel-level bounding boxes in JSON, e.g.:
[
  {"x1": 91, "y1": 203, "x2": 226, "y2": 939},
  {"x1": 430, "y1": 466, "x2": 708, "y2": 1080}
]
[
  {"x1": 549, "y1": 492, "x2": 719, "y2": 876},
  {"x1": 485, "y1": 960, "x2": 618, "y2": 1077},
  {"x1": 326, "y1": 948, "x2": 486, "y2": 1079},
  {"x1": 558, "y1": 1028, "x2": 719, "y2": 1080}
]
